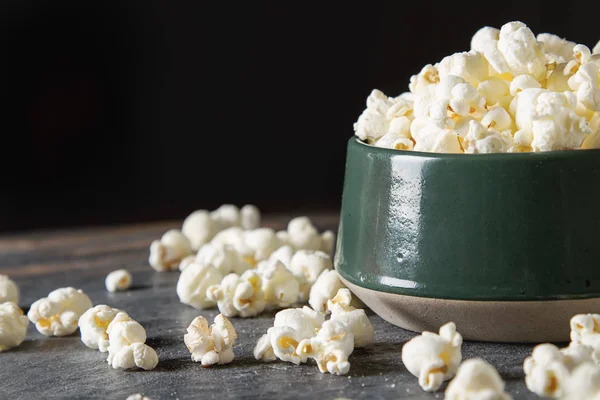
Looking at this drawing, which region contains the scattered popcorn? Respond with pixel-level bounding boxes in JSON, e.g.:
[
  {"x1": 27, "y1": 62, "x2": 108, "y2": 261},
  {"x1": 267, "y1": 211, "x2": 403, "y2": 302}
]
[
  {"x1": 243, "y1": 228, "x2": 284, "y2": 262},
  {"x1": 0, "y1": 302, "x2": 29, "y2": 352},
  {"x1": 210, "y1": 204, "x2": 241, "y2": 231},
  {"x1": 268, "y1": 245, "x2": 295, "y2": 268},
  {"x1": 355, "y1": 21, "x2": 600, "y2": 153},
  {"x1": 570, "y1": 313, "x2": 600, "y2": 362},
  {"x1": 195, "y1": 242, "x2": 243, "y2": 275},
  {"x1": 106, "y1": 312, "x2": 158, "y2": 371},
  {"x1": 105, "y1": 269, "x2": 132, "y2": 293},
  {"x1": 309, "y1": 269, "x2": 345, "y2": 314},
  {"x1": 259, "y1": 260, "x2": 300, "y2": 309},
  {"x1": 445, "y1": 358, "x2": 512, "y2": 400},
  {"x1": 79, "y1": 304, "x2": 121, "y2": 352},
  {"x1": 184, "y1": 314, "x2": 237, "y2": 367},
  {"x1": 319, "y1": 230, "x2": 336, "y2": 257},
  {"x1": 289, "y1": 250, "x2": 333, "y2": 302},
  {"x1": 562, "y1": 362, "x2": 600, "y2": 400},
  {"x1": 253, "y1": 332, "x2": 276, "y2": 362},
  {"x1": 206, "y1": 270, "x2": 266, "y2": 317},
  {"x1": 182, "y1": 210, "x2": 217, "y2": 251},
  {"x1": 287, "y1": 217, "x2": 322, "y2": 251},
  {"x1": 28, "y1": 287, "x2": 93, "y2": 336},
  {"x1": 176, "y1": 262, "x2": 223, "y2": 310},
  {"x1": 0, "y1": 274, "x2": 19, "y2": 304},
  {"x1": 326, "y1": 289, "x2": 373, "y2": 348},
  {"x1": 298, "y1": 319, "x2": 355, "y2": 375},
  {"x1": 401, "y1": 322, "x2": 463, "y2": 392},
  {"x1": 149, "y1": 230, "x2": 193, "y2": 272},
  {"x1": 240, "y1": 204, "x2": 261, "y2": 230}
]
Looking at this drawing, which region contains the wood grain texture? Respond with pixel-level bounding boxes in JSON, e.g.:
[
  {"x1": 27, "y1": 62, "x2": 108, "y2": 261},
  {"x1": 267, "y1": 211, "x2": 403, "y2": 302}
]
[{"x1": 0, "y1": 213, "x2": 538, "y2": 400}]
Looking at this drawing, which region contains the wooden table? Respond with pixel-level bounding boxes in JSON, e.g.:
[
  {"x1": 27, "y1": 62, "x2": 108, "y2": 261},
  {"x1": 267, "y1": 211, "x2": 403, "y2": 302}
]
[{"x1": 0, "y1": 213, "x2": 538, "y2": 399}]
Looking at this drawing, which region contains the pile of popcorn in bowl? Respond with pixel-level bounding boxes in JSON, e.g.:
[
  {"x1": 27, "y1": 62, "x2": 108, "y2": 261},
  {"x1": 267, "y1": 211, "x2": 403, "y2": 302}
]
[{"x1": 354, "y1": 21, "x2": 600, "y2": 154}]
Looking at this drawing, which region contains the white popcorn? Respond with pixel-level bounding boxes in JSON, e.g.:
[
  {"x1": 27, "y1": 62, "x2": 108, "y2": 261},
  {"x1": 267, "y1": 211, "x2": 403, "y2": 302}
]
[
  {"x1": 210, "y1": 227, "x2": 253, "y2": 263},
  {"x1": 470, "y1": 26, "x2": 500, "y2": 53},
  {"x1": 260, "y1": 260, "x2": 300, "y2": 308},
  {"x1": 374, "y1": 123, "x2": 414, "y2": 150},
  {"x1": 570, "y1": 314, "x2": 600, "y2": 361},
  {"x1": 28, "y1": 287, "x2": 92, "y2": 337},
  {"x1": 401, "y1": 322, "x2": 463, "y2": 392},
  {"x1": 477, "y1": 77, "x2": 510, "y2": 106},
  {"x1": 568, "y1": 62, "x2": 600, "y2": 112},
  {"x1": 105, "y1": 269, "x2": 132, "y2": 292},
  {"x1": 108, "y1": 342, "x2": 158, "y2": 371},
  {"x1": 410, "y1": 64, "x2": 440, "y2": 94},
  {"x1": 319, "y1": 230, "x2": 336, "y2": 258},
  {"x1": 297, "y1": 319, "x2": 355, "y2": 375},
  {"x1": 445, "y1": 358, "x2": 512, "y2": 400},
  {"x1": 176, "y1": 262, "x2": 223, "y2": 310},
  {"x1": 353, "y1": 89, "x2": 414, "y2": 144},
  {"x1": 253, "y1": 333, "x2": 276, "y2": 361},
  {"x1": 78, "y1": 304, "x2": 121, "y2": 352},
  {"x1": 594, "y1": 40, "x2": 600, "y2": 55},
  {"x1": 182, "y1": 210, "x2": 217, "y2": 251},
  {"x1": 438, "y1": 51, "x2": 489, "y2": 87},
  {"x1": 537, "y1": 33, "x2": 576, "y2": 64},
  {"x1": 0, "y1": 275, "x2": 19, "y2": 304},
  {"x1": 240, "y1": 204, "x2": 261, "y2": 230},
  {"x1": 195, "y1": 242, "x2": 241, "y2": 275},
  {"x1": 243, "y1": 228, "x2": 284, "y2": 262},
  {"x1": 514, "y1": 88, "x2": 591, "y2": 151},
  {"x1": 184, "y1": 314, "x2": 237, "y2": 367},
  {"x1": 149, "y1": 229, "x2": 193, "y2": 272},
  {"x1": 126, "y1": 394, "x2": 152, "y2": 400},
  {"x1": 178, "y1": 255, "x2": 196, "y2": 271},
  {"x1": 287, "y1": 217, "x2": 322, "y2": 251},
  {"x1": 0, "y1": 302, "x2": 29, "y2": 352},
  {"x1": 210, "y1": 204, "x2": 241, "y2": 230},
  {"x1": 326, "y1": 289, "x2": 373, "y2": 348},
  {"x1": 275, "y1": 230, "x2": 290, "y2": 245},
  {"x1": 207, "y1": 270, "x2": 266, "y2": 318},
  {"x1": 564, "y1": 44, "x2": 593, "y2": 75},
  {"x1": 463, "y1": 120, "x2": 513, "y2": 154},
  {"x1": 289, "y1": 250, "x2": 333, "y2": 302},
  {"x1": 523, "y1": 344, "x2": 575, "y2": 398},
  {"x1": 562, "y1": 362, "x2": 600, "y2": 400},
  {"x1": 510, "y1": 74, "x2": 542, "y2": 96},
  {"x1": 309, "y1": 269, "x2": 345, "y2": 314},
  {"x1": 268, "y1": 245, "x2": 294, "y2": 268}
]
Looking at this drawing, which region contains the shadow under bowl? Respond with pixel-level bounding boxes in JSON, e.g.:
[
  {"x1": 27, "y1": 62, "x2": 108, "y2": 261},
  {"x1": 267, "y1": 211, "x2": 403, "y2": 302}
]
[{"x1": 335, "y1": 137, "x2": 600, "y2": 342}]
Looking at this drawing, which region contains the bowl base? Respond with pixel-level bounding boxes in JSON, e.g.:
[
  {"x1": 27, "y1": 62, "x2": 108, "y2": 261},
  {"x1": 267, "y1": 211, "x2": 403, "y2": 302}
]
[{"x1": 340, "y1": 276, "x2": 600, "y2": 343}]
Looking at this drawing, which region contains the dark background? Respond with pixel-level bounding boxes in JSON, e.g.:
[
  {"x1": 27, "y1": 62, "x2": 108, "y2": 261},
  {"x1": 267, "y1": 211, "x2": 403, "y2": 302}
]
[{"x1": 1, "y1": 1, "x2": 598, "y2": 232}]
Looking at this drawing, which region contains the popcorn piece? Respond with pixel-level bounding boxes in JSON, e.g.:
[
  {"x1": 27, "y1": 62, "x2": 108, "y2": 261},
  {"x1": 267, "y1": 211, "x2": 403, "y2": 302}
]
[
  {"x1": 410, "y1": 65, "x2": 440, "y2": 94},
  {"x1": 28, "y1": 287, "x2": 93, "y2": 337},
  {"x1": 564, "y1": 45, "x2": 592, "y2": 75},
  {"x1": 108, "y1": 342, "x2": 158, "y2": 371},
  {"x1": 319, "y1": 230, "x2": 336, "y2": 258},
  {"x1": 195, "y1": 242, "x2": 240, "y2": 275},
  {"x1": 210, "y1": 227, "x2": 253, "y2": 264},
  {"x1": 275, "y1": 230, "x2": 290, "y2": 245},
  {"x1": 570, "y1": 313, "x2": 600, "y2": 361},
  {"x1": 105, "y1": 269, "x2": 132, "y2": 293},
  {"x1": 510, "y1": 74, "x2": 542, "y2": 96},
  {"x1": 594, "y1": 40, "x2": 600, "y2": 55},
  {"x1": 445, "y1": 358, "x2": 512, "y2": 400},
  {"x1": 326, "y1": 289, "x2": 373, "y2": 348},
  {"x1": 0, "y1": 302, "x2": 29, "y2": 352},
  {"x1": 411, "y1": 120, "x2": 463, "y2": 154},
  {"x1": 401, "y1": 322, "x2": 463, "y2": 392},
  {"x1": 78, "y1": 304, "x2": 121, "y2": 352},
  {"x1": 184, "y1": 314, "x2": 237, "y2": 367},
  {"x1": 562, "y1": 363, "x2": 600, "y2": 400},
  {"x1": 353, "y1": 90, "x2": 414, "y2": 144},
  {"x1": 240, "y1": 204, "x2": 261, "y2": 230},
  {"x1": 309, "y1": 269, "x2": 345, "y2": 314},
  {"x1": 287, "y1": 217, "x2": 322, "y2": 252},
  {"x1": 438, "y1": 51, "x2": 489, "y2": 87},
  {"x1": 568, "y1": 62, "x2": 600, "y2": 112},
  {"x1": 514, "y1": 88, "x2": 591, "y2": 151},
  {"x1": 176, "y1": 262, "x2": 223, "y2": 310},
  {"x1": 243, "y1": 228, "x2": 284, "y2": 262},
  {"x1": 178, "y1": 255, "x2": 196, "y2": 271},
  {"x1": 149, "y1": 230, "x2": 193, "y2": 272},
  {"x1": 523, "y1": 344, "x2": 574, "y2": 398},
  {"x1": 207, "y1": 270, "x2": 266, "y2": 318},
  {"x1": 463, "y1": 120, "x2": 513, "y2": 154},
  {"x1": 260, "y1": 260, "x2": 300, "y2": 308},
  {"x1": 268, "y1": 245, "x2": 295, "y2": 268},
  {"x1": 537, "y1": 33, "x2": 576, "y2": 63},
  {"x1": 0, "y1": 274, "x2": 19, "y2": 304},
  {"x1": 297, "y1": 319, "x2": 355, "y2": 375},
  {"x1": 126, "y1": 394, "x2": 152, "y2": 400},
  {"x1": 182, "y1": 210, "x2": 217, "y2": 251},
  {"x1": 374, "y1": 123, "x2": 414, "y2": 150},
  {"x1": 477, "y1": 77, "x2": 510, "y2": 107},
  {"x1": 289, "y1": 250, "x2": 333, "y2": 302},
  {"x1": 253, "y1": 333, "x2": 276, "y2": 361},
  {"x1": 210, "y1": 204, "x2": 241, "y2": 230},
  {"x1": 470, "y1": 26, "x2": 500, "y2": 53}
]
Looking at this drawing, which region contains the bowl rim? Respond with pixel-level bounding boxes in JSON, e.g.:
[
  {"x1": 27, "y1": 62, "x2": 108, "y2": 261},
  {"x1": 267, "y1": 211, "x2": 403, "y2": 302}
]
[{"x1": 351, "y1": 136, "x2": 600, "y2": 160}]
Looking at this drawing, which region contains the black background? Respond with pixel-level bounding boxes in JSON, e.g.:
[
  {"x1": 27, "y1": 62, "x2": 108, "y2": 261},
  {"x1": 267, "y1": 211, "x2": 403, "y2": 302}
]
[{"x1": 1, "y1": 1, "x2": 598, "y2": 231}]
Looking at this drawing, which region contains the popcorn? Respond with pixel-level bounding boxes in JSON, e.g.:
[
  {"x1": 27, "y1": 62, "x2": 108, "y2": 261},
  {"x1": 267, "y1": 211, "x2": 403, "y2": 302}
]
[
  {"x1": 240, "y1": 204, "x2": 261, "y2": 230},
  {"x1": 268, "y1": 245, "x2": 295, "y2": 268},
  {"x1": 477, "y1": 77, "x2": 510, "y2": 106},
  {"x1": 401, "y1": 322, "x2": 463, "y2": 392},
  {"x1": 297, "y1": 319, "x2": 355, "y2": 375},
  {"x1": 594, "y1": 40, "x2": 600, "y2": 55},
  {"x1": 463, "y1": 120, "x2": 513, "y2": 154},
  {"x1": 537, "y1": 33, "x2": 576, "y2": 64},
  {"x1": 568, "y1": 62, "x2": 600, "y2": 112},
  {"x1": 289, "y1": 250, "x2": 333, "y2": 302},
  {"x1": 176, "y1": 262, "x2": 223, "y2": 310},
  {"x1": 319, "y1": 230, "x2": 336, "y2": 257},
  {"x1": 562, "y1": 362, "x2": 600, "y2": 400},
  {"x1": 182, "y1": 210, "x2": 217, "y2": 251},
  {"x1": 106, "y1": 312, "x2": 158, "y2": 371},
  {"x1": 564, "y1": 45, "x2": 592, "y2": 75},
  {"x1": 149, "y1": 230, "x2": 193, "y2": 272},
  {"x1": 470, "y1": 26, "x2": 499, "y2": 53},
  {"x1": 105, "y1": 269, "x2": 132, "y2": 293},
  {"x1": 570, "y1": 313, "x2": 600, "y2": 361},
  {"x1": 510, "y1": 74, "x2": 542, "y2": 96},
  {"x1": 178, "y1": 255, "x2": 196, "y2": 271},
  {"x1": 210, "y1": 204, "x2": 241, "y2": 230},
  {"x1": 126, "y1": 394, "x2": 152, "y2": 400},
  {"x1": 259, "y1": 260, "x2": 300, "y2": 308},
  {"x1": 438, "y1": 51, "x2": 489, "y2": 87},
  {"x1": 184, "y1": 314, "x2": 237, "y2": 367},
  {"x1": 28, "y1": 287, "x2": 93, "y2": 336},
  {"x1": 253, "y1": 333, "x2": 276, "y2": 362},
  {"x1": 410, "y1": 65, "x2": 440, "y2": 94},
  {"x1": 0, "y1": 274, "x2": 19, "y2": 304},
  {"x1": 444, "y1": 358, "x2": 512, "y2": 400},
  {"x1": 195, "y1": 242, "x2": 241, "y2": 275},
  {"x1": 78, "y1": 304, "x2": 121, "y2": 352},
  {"x1": 287, "y1": 217, "x2": 322, "y2": 251},
  {"x1": 493, "y1": 21, "x2": 546, "y2": 80},
  {"x1": 326, "y1": 289, "x2": 374, "y2": 348},
  {"x1": 0, "y1": 302, "x2": 29, "y2": 352},
  {"x1": 308, "y1": 269, "x2": 345, "y2": 314},
  {"x1": 243, "y1": 228, "x2": 284, "y2": 262},
  {"x1": 523, "y1": 343, "x2": 580, "y2": 398},
  {"x1": 206, "y1": 270, "x2": 266, "y2": 317}
]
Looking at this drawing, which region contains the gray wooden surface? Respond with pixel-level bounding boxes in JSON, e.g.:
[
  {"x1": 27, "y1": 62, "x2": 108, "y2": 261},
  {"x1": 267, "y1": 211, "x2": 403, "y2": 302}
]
[{"x1": 0, "y1": 215, "x2": 541, "y2": 400}]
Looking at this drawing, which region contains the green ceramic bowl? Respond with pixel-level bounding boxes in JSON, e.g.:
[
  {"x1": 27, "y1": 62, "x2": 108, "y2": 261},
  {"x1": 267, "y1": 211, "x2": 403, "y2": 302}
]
[{"x1": 336, "y1": 137, "x2": 600, "y2": 342}]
